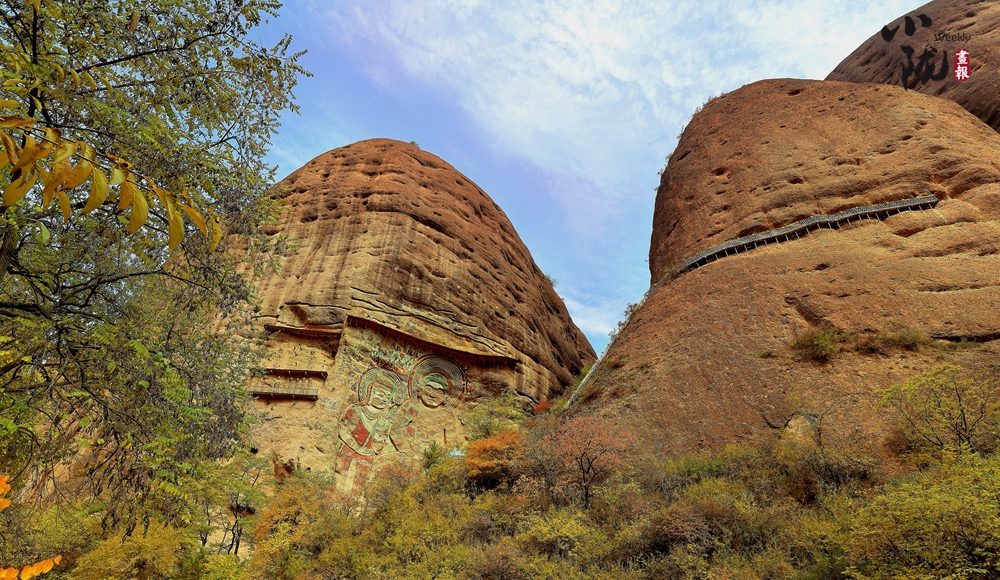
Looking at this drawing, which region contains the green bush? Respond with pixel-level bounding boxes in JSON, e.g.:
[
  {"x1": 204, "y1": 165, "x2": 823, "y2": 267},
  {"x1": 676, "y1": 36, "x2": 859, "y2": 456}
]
[
  {"x1": 847, "y1": 453, "x2": 1000, "y2": 579},
  {"x1": 791, "y1": 326, "x2": 850, "y2": 362}
]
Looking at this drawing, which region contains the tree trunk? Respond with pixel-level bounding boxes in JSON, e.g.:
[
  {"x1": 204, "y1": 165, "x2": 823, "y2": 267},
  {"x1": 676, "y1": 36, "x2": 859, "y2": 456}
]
[{"x1": 0, "y1": 221, "x2": 18, "y2": 289}]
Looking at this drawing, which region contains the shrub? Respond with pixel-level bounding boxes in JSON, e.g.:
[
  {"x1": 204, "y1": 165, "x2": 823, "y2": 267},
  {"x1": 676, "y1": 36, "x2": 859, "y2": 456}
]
[
  {"x1": 72, "y1": 521, "x2": 191, "y2": 580},
  {"x1": 791, "y1": 325, "x2": 851, "y2": 362},
  {"x1": 423, "y1": 441, "x2": 447, "y2": 470},
  {"x1": 884, "y1": 328, "x2": 931, "y2": 350},
  {"x1": 464, "y1": 540, "x2": 530, "y2": 580},
  {"x1": 847, "y1": 453, "x2": 1000, "y2": 579},
  {"x1": 881, "y1": 363, "x2": 1000, "y2": 456},
  {"x1": 462, "y1": 390, "x2": 528, "y2": 440},
  {"x1": 466, "y1": 432, "x2": 527, "y2": 490}
]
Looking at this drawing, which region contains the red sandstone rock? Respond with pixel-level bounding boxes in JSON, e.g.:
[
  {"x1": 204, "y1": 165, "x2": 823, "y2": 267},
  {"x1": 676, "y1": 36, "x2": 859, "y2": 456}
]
[
  {"x1": 259, "y1": 139, "x2": 594, "y2": 398},
  {"x1": 248, "y1": 139, "x2": 594, "y2": 488},
  {"x1": 827, "y1": 0, "x2": 1000, "y2": 131},
  {"x1": 592, "y1": 79, "x2": 1000, "y2": 452}
]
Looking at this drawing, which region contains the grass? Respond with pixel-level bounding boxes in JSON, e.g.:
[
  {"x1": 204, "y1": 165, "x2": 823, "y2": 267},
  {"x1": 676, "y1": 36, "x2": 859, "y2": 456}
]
[
  {"x1": 791, "y1": 325, "x2": 852, "y2": 362},
  {"x1": 791, "y1": 327, "x2": 939, "y2": 362}
]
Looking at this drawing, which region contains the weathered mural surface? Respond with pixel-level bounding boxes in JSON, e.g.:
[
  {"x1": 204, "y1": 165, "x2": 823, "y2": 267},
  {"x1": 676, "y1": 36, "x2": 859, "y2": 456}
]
[
  {"x1": 249, "y1": 316, "x2": 525, "y2": 495},
  {"x1": 334, "y1": 353, "x2": 466, "y2": 494}
]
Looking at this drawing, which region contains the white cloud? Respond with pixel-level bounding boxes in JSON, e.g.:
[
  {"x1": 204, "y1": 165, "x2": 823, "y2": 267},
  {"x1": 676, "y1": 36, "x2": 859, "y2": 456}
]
[
  {"x1": 561, "y1": 294, "x2": 620, "y2": 351},
  {"x1": 319, "y1": 0, "x2": 925, "y2": 195},
  {"x1": 286, "y1": 0, "x2": 930, "y2": 348}
]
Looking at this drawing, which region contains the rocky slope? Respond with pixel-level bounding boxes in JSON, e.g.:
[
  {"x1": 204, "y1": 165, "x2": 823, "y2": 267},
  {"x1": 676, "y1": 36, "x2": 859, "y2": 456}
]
[
  {"x1": 827, "y1": 0, "x2": 1000, "y2": 131},
  {"x1": 249, "y1": 139, "x2": 594, "y2": 484},
  {"x1": 588, "y1": 79, "x2": 1000, "y2": 452},
  {"x1": 258, "y1": 139, "x2": 594, "y2": 399}
]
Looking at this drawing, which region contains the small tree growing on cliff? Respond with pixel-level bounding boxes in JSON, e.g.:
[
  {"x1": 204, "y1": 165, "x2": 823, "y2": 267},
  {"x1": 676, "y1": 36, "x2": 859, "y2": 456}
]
[
  {"x1": 529, "y1": 416, "x2": 629, "y2": 509},
  {"x1": 882, "y1": 364, "x2": 1000, "y2": 456}
]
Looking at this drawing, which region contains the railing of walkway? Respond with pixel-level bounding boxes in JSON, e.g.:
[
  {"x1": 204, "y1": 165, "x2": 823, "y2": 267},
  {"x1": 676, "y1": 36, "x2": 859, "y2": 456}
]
[{"x1": 565, "y1": 194, "x2": 940, "y2": 407}]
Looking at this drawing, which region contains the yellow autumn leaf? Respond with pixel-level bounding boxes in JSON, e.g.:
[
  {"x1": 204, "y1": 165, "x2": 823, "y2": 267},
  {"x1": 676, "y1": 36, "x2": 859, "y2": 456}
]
[
  {"x1": 69, "y1": 67, "x2": 80, "y2": 89},
  {"x1": 179, "y1": 203, "x2": 207, "y2": 235},
  {"x1": 0, "y1": 116, "x2": 34, "y2": 129},
  {"x1": 127, "y1": 186, "x2": 148, "y2": 234},
  {"x1": 40, "y1": 158, "x2": 71, "y2": 209},
  {"x1": 14, "y1": 128, "x2": 58, "y2": 171},
  {"x1": 127, "y1": 12, "x2": 139, "y2": 33},
  {"x1": 12, "y1": 134, "x2": 38, "y2": 171},
  {"x1": 0, "y1": 100, "x2": 19, "y2": 107},
  {"x1": 80, "y1": 142, "x2": 95, "y2": 162},
  {"x1": 0, "y1": 498, "x2": 9, "y2": 511},
  {"x1": 57, "y1": 190, "x2": 71, "y2": 222},
  {"x1": 118, "y1": 177, "x2": 137, "y2": 213},
  {"x1": 41, "y1": 127, "x2": 61, "y2": 149},
  {"x1": 149, "y1": 181, "x2": 169, "y2": 207},
  {"x1": 82, "y1": 71, "x2": 96, "y2": 91},
  {"x1": 0, "y1": 132, "x2": 19, "y2": 167},
  {"x1": 109, "y1": 166, "x2": 124, "y2": 186},
  {"x1": 168, "y1": 205, "x2": 184, "y2": 251},
  {"x1": 51, "y1": 139, "x2": 76, "y2": 163},
  {"x1": 210, "y1": 214, "x2": 222, "y2": 251},
  {"x1": 2, "y1": 168, "x2": 36, "y2": 208},
  {"x1": 60, "y1": 157, "x2": 93, "y2": 190},
  {"x1": 99, "y1": 73, "x2": 114, "y2": 94},
  {"x1": 81, "y1": 166, "x2": 108, "y2": 214}
]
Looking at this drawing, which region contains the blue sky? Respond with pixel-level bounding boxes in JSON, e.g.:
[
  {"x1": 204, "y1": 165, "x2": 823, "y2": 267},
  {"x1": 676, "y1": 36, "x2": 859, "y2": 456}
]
[{"x1": 260, "y1": 0, "x2": 928, "y2": 353}]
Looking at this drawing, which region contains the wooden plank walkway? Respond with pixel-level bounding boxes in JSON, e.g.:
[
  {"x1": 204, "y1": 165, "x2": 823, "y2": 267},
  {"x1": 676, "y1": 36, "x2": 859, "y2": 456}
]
[
  {"x1": 248, "y1": 384, "x2": 319, "y2": 400},
  {"x1": 678, "y1": 195, "x2": 939, "y2": 273},
  {"x1": 264, "y1": 368, "x2": 328, "y2": 380},
  {"x1": 263, "y1": 324, "x2": 341, "y2": 340}
]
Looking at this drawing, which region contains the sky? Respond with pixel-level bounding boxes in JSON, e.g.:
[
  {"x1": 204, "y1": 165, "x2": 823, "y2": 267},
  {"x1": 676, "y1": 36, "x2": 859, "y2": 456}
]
[{"x1": 259, "y1": 0, "x2": 929, "y2": 354}]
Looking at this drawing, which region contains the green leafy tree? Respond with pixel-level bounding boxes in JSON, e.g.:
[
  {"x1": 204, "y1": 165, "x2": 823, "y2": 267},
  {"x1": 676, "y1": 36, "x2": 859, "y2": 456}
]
[
  {"x1": 881, "y1": 364, "x2": 1000, "y2": 456},
  {"x1": 848, "y1": 452, "x2": 1000, "y2": 579},
  {"x1": 0, "y1": 0, "x2": 306, "y2": 534}
]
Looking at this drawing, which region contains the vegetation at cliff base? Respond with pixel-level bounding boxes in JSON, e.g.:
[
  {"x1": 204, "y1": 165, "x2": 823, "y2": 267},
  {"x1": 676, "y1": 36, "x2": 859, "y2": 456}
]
[{"x1": 2, "y1": 364, "x2": 995, "y2": 579}]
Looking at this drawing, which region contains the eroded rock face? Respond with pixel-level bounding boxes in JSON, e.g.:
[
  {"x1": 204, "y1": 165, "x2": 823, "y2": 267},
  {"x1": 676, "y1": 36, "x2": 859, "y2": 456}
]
[
  {"x1": 595, "y1": 79, "x2": 1000, "y2": 452},
  {"x1": 250, "y1": 139, "x2": 594, "y2": 491},
  {"x1": 827, "y1": 0, "x2": 1000, "y2": 131},
  {"x1": 650, "y1": 79, "x2": 1000, "y2": 279}
]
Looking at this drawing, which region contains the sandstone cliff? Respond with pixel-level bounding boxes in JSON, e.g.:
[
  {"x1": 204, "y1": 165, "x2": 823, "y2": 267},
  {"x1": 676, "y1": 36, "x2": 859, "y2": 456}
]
[
  {"x1": 260, "y1": 139, "x2": 594, "y2": 396},
  {"x1": 586, "y1": 79, "x2": 1000, "y2": 452},
  {"x1": 827, "y1": 0, "x2": 1000, "y2": 132},
  {"x1": 249, "y1": 139, "x2": 594, "y2": 489}
]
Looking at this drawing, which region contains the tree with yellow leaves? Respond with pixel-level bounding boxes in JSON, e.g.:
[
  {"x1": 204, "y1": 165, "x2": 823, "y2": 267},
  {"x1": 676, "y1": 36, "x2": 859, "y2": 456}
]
[
  {"x1": 0, "y1": 475, "x2": 61, "y2": 579},
  {"x1": 0, "y1": 0, "x2": 305, "y2": 539}
]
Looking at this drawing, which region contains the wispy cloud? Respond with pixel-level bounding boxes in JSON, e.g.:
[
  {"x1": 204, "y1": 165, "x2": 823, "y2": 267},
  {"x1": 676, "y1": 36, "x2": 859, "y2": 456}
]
[
  {"x1": 319, "y1": 0, "x2": 924, "y2": 190},
  {"x1": 279, "y1": 0, "x2": 928, "y2": 351}
]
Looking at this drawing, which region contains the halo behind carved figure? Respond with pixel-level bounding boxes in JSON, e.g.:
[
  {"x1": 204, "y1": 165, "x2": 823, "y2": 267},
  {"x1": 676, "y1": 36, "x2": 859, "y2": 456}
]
[
  {"x1": 356, "y1": 368, "x2": 405, "y2": 408},
  {"x1": 407, "y1": 355, "x2": 466, "y2": 408}
]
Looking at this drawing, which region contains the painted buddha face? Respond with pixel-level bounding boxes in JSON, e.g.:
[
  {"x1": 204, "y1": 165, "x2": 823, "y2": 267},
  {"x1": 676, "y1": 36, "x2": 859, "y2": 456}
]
[
  {"x1": 367, "y1": 374, "x2": 396, "y2": 410},
  {"x1": 417, "y1": 372, "x2": 451, "y2": 408}
]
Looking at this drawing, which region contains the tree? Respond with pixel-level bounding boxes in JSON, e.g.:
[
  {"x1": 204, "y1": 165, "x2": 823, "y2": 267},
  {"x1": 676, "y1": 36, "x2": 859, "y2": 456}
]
[
  {"x1": 529, "y1": 416, "x2": 628, "y2": 509},
  {"x1": 882, "y1": 364, "x2": 1000, "y2": 456},
  {"x1": 848, "y1": 452, "x2": 1000, "y2": 579},
  {"x1": 0, "y1": 0, "x2": 306, "y2": 533}
]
